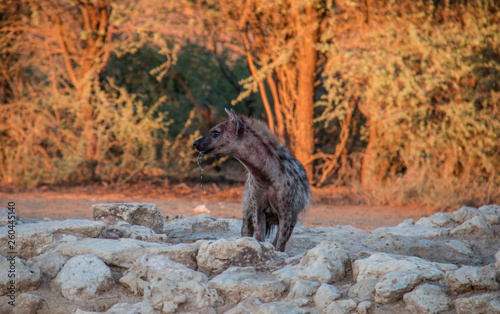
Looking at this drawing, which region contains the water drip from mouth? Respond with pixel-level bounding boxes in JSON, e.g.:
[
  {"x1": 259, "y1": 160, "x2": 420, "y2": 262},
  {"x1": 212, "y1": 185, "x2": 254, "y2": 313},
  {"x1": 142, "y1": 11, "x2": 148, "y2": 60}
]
[{"x1": 197, "y1": 152, "x2": 204, "y2": 189}]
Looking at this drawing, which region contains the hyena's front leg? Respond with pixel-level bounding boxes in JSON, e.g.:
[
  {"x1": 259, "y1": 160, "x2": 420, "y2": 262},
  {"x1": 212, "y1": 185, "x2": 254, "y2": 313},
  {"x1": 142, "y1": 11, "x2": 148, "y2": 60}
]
[{"x1": 242, "y1": 198, "x2": 266, "y2": 241}]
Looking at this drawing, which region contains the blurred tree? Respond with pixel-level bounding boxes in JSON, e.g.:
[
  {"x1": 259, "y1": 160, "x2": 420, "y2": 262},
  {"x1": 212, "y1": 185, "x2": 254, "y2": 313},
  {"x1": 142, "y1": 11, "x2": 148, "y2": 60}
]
[
  {"x1": 319, "y1": 0, "x2": 499, "y2": 198},
  {"x1": 0, "y1": 0, "x2": 177, "y2": 185},
  {"x1": 199, "y1": 0, "x2": 325, "y2": 179},
  {"x1": 0, "y1": 1, "x2": 24, "y2": 103}
]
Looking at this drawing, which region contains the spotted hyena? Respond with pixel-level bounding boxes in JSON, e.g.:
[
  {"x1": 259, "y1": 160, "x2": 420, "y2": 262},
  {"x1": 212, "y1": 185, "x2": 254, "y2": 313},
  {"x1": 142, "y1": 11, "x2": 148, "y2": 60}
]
[{"x1": 193, "y1": 108, "x2": 310, "y2": 252}]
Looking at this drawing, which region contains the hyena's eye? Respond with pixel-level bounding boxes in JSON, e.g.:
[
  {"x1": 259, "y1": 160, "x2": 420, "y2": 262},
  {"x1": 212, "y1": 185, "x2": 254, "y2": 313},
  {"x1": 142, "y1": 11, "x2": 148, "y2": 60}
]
[{"x1": 212, "y1": 131, "x2": 220, "y2": 138}]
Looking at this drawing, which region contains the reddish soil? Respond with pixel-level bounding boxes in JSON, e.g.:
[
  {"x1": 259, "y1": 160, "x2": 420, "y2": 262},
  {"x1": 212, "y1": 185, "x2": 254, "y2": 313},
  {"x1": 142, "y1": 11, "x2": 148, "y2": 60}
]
[{"x1": 0, "y1": 183, "x2": 435, "y2": 231}]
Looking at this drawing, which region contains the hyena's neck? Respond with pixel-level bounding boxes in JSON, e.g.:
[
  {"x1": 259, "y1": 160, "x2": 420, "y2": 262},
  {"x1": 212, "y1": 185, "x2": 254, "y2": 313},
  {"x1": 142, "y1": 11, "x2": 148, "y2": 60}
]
[{"x1": 232, "y1": 134, "x2": 281, "y2": 184}]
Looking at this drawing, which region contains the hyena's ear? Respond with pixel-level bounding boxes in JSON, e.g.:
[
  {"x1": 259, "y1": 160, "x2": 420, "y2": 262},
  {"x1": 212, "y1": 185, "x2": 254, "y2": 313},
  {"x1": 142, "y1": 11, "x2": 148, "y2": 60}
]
[{"x1": 225, "y1": 108, "x2": 245, "y2": 136}]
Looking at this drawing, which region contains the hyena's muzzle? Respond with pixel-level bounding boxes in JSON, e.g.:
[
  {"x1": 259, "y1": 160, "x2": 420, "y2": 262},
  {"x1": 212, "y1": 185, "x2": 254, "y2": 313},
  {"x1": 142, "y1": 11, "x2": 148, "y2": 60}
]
[{"x1": 193, "y1": 136, "x2": 213, "y2": 154}]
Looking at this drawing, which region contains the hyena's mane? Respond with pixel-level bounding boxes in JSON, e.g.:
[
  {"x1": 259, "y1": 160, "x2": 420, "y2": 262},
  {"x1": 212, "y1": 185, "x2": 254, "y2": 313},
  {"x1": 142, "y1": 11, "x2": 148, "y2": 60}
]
[{"x1": 239, "y1": 116, "x2": 287, "y2": 158}]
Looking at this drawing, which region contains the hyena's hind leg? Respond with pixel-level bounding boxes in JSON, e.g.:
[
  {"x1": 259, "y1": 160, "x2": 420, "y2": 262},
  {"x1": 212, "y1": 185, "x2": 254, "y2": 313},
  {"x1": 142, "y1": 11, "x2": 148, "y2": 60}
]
[
  {"x1": 274, "y1": 210, "x2": 297, "y2": 252},
  {"x1": 242, "y1": 185, "x2": 255, "y2": 237},
  {"x1": 241, "y1": 211, "x2": 253, "y2": 237}
]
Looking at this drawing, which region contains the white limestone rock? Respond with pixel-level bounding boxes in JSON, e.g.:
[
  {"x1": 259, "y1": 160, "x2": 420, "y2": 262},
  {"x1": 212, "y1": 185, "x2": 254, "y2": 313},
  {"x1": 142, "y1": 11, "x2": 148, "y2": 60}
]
[
  {"x1": 452, "y1": 206, "x2": 481, "y2": 224},
  {"x1": 372, "y1": 219, "x2": 450, "y2": 238},
  {"x1": 120, "y1": 254, "x2": 207, "y2": 296},
  {"x1": 225, "y1": 298, "x2": 308, "y2": 314},
  {"x1": 478, "y1": 204, "x2": 500, "y2": 217},
  {"x1": 0, "y1": 219, "x2": 106, "y2": 258},
  {"x1": 496, "y1": 249, "x2": 500, "y2": 271},
  {"x1": 375, "y1": 271, "x2": 423, "y2": 304},
  {"x1": 451, "y1": 215, "x2": 494, "y2": 238},
  {"x1": 274, "y1": 241, "x2": 348, "y2": 283},
  {"x1": 313, "y1": 283, "x2": 342, "y2": 310},
  {"x1": 0, "y1": 207, "x2": 19, "y2": 226},
  {"x1": 11, "y1": 293, "x2": 45, "y2": 314},
  {"x1": 444, "y1": 240, "x2": 474, "y2": 257},
  {"x1": 326, "y1": 299, "x2": 357, "y2": 314},
  {"x1": 455, "y1": 292, "x2": 500, "y2": 314},
  {"x1": 403, "y1": 284, "x2": 451, "y2": 313},
  {"x1": 144, "y1": 278, "x2": 222, "y2": 313},
  {"x1": 104, "y1": 302, "x2": 142, "y2": 314},
  {"x1": 353, "y1": 253, "x2": 457, "y2": 282},
  {"x1": 27, "y1": 250, "x2": 67, "y2": 279},
  {"x1": 286, "y1": 278, "x2": 320, "y2": 300},
  {"x1": 51, "y1": 254, "x2": 113, "y2": 301},
  {"x1": 103, "y1": 221, "x2": 168, "y2": 242},
  {"x1": 357, "y1": 301, "x2": 373, "y2": 314},
  {"x1": 348, "y1": 279, "x2": 378, "y2": 301},
  {"x1": 164, "y1": 214, "x2": 241, "y2": 242},
  {"x1": 0, "y1": 257, "x2": 41, "y2": 296},
  {"x1": 208, "y1": 267, "x2": 289, "y2": 305},
  {"x1": 196, "y1": 237, "x2": 275, "y2": 276},
  {"x1": 445, "y1": 265, "x2": 499, "y2": 294},
  {"x1": 55, "y1": 237, "x2": 196, "y2": 269},
  {"x1": 92, "y1": 203, "x2": 164, "y2": 233},
  {"x1": 416, "y1": 212, "x2": 454, "y2": 228}
]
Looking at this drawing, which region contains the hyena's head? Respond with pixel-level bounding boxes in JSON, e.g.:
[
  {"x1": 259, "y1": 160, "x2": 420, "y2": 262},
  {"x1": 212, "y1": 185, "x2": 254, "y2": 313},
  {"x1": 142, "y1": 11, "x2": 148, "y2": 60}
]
[{"x1": 193, "y1": 108, "x2": 245, "y2": 156}]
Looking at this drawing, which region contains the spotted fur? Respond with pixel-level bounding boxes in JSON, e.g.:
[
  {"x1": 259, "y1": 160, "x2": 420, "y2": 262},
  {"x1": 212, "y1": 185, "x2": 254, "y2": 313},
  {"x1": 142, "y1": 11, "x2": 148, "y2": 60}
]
[{"x1": 193, "y1": 109, "x2": 310, "y2": 252}]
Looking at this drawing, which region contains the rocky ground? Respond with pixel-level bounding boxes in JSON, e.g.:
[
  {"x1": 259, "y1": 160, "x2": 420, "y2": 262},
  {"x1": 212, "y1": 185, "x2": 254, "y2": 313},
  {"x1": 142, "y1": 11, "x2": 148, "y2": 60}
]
[{"x1": 0, "y1": 203, "x2": 499, "y2": 314}]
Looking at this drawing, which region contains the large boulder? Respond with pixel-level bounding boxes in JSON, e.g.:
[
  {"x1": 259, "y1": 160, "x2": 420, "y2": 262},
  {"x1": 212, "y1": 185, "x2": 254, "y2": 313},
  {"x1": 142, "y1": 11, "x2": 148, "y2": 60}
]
[
  {"x1": 51, "y1": 254, "x2": 113, "y2": 301},
  {"x1": 196, "y1": 237, "x2": 275, "y2": 276},
  {"x1": 274, "y1": 241, "x2": 348, "y2": 283},
  {"x1": 92, "y1": 203, "x2": 164, "y2": 233}
]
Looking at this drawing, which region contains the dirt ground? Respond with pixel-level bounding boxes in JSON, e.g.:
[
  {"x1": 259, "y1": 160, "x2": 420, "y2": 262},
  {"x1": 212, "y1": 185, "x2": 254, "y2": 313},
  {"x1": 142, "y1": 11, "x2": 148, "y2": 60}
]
[{"x1": 0, "y1": 182, "x2": 436, "y2": 230}]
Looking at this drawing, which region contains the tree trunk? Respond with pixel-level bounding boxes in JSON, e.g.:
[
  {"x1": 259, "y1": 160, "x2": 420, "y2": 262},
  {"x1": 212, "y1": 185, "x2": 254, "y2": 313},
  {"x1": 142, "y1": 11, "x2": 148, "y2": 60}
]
[
  {"x1": 360, "y1": 119, "x2": 384, "y2": 189},
  {"x1": 292, "y1": 4, "x2": 318, "y2": 181}
]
